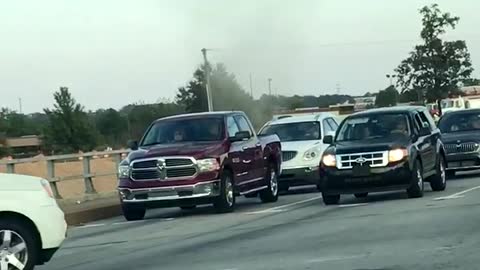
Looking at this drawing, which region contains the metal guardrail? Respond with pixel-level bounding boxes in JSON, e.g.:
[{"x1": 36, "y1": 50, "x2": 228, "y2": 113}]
[{"x1": 0, "y1": 150, "x2": 129, "y2": 199}]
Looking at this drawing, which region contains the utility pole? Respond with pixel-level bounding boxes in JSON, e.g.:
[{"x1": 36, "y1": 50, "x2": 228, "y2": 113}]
[
  {"x1": 201, "y1": 48, "x2": 213, "y2": 111},
  {"x1": 18, "y1": 98, "x2": 22, "y2": 114},
  {"x1": 249, "y1": 73, "x2": 253, "y2": 98},
  {"x1": 268, "y1": 78, "x2": 272, "y2": 96},
  {"x1": 336, "y1": 83, "x2": 341, "y2": 95}
]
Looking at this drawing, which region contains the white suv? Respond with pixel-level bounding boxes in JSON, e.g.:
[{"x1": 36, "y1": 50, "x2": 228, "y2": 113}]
[
  {"x1": 259, "y1": 113, "x2": 339, "y2": 192},
  {"x1": 0, "y1": 173, "x2": 66, "y2": 270}
]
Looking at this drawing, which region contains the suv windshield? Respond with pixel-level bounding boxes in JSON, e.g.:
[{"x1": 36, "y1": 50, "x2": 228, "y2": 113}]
[
  {"x1": 336, "y1": 113, "x2": 410, "y2": 142},
  {"x1": 141, "y1": 118, "x2": 224, "y2": 146},
  {"x1": 438, "y1": 112, "x2": 480, "y2": 133},
  {"x1": 260, "y1": 122, "x2": 320, "y2": 142}
]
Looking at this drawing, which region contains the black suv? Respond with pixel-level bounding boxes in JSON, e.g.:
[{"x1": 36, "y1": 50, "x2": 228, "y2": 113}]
[
  {"x1": 320, "y1": 106, "x2": 447, "y2": 205},
  {"x1": 438, "y1": 109, "x2": 480, "y2": 178}
]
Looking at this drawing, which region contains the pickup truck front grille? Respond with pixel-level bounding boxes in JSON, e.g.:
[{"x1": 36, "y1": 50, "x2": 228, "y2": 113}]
[
  {"x1": 336, "y1": 151, "x2": 388, "y2": 169},
  {"x1": 130, "y1": 157, "x2": 197, "y2": 181},
  {"x1": 282, "y1": 151, "x2": 297, "y2": 162},
  {"x1": 444, "y1": 142, "x2": 479, "y2": 154}
]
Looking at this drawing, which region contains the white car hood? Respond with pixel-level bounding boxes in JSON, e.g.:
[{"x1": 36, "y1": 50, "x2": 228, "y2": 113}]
[
  {"x1": 0, "y1": 173, "x2": 43, "y2": 191},
  {"x1": 281, "y1": 140, "x2": 322, "y2": 153}
]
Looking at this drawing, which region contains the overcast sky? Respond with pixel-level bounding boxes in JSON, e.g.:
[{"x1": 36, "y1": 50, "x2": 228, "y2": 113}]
[{"x1": 1, "y1": 0, "x2": 479, "y2": 113}]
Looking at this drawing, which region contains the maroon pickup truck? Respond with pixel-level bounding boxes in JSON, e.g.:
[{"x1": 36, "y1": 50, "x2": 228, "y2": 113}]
[{"x1": 117, "y1": 111, "x2": 282, "y2": 220}]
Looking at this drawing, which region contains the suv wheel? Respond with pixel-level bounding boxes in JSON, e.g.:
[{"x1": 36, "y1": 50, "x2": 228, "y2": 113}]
[
  {"x1": 122, "y1": 203, "x2": 146, "y2": 221},
  {"x1": 429, "y1": 156, "x2": 447, "y2": 191},
  {"x1": 259, "y1": 163, "x2": 279, "y2": 203},
  {"x1": 322, "y1": 193, "x2": 340, "y2": 205},
  {"x1": 407, "y1": 160, "x2": 424, "y2": 198},
  {"x1": 214, "y1": 171, "x2": 236, "y2": 213},
  {"x1": 0, "y1": 218, "x2": 39, "y2": 270}
]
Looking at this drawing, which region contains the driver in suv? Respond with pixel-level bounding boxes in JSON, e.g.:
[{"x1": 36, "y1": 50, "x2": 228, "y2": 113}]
[{"x1": 320, "y1": 106, "x2": 447, "y2": 205}]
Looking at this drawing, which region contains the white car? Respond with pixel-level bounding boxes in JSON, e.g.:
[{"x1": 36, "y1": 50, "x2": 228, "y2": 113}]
[
  {"x1": 259, "y1": 113, "x2": 339, "y2": 191},
  {"x1": 0, "y1": 173, "x2": 66, "y2": 270}
]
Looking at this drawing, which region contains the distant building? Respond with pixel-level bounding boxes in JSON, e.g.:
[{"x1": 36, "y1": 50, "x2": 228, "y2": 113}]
[
  {"x1": 353, "y1": 96, "x2": 376, "y2": 110},
  {"x1": 0, "y1": 135, "x2": 42, "y2": 158}
]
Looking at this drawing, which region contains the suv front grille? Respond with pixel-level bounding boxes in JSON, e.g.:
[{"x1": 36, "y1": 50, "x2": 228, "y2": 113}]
[
  {"x1": 282, "y1": 151, "x2": 297, "y2": 162},
  {"x1": 130, "y1": 157, "x2": 197, "y2": 181},
  {"x1": 336, "y1": 151, "x2": 388, "y2": 169},
  {"x1": 444, "y1": 142, "x2": 479, "y2": 154}
]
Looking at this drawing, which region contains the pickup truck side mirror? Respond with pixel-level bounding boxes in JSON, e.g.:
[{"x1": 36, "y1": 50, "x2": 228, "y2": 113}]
[
  {"x1": 230, "y1": 131, "x2": 251, "y2": 142},
  {"x1": 323, "y1": 135, "x2": 334, "y2": 145},
  {"x1": 127, "y1": 140, "x2": 139, "y2": 150}
]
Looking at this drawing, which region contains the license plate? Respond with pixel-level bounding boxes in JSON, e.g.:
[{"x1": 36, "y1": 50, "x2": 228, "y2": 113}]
[{"x1": 352, "y1": 165, "x2": 370, "y2": 177}]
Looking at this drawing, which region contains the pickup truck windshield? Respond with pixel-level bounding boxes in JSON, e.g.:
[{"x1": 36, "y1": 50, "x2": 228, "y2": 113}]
[
  {"x1": 336, "y1": 113, "x2": 410, "y2": 142},
  {"x1": 439, "y1": 112, "x2": 480, "y2": 133},
  {"x1": 141, "y1": 118, "x2": 224, "y2": 146},
  {"x1": 259, "y1": 122, "x2": 320, "y2": 141}
]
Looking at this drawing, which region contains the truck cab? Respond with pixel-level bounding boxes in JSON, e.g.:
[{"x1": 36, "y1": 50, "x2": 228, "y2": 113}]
[
  {"x1": 117, "y1": 111, "x2": 282, "y2": 220},
  {"x1": 320, "y1": 107, "x2": 447, "y2": 205}
]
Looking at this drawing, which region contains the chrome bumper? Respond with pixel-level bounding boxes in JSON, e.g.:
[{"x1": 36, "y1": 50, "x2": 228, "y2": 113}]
[{"x1": 119, "y1": 180, "x2": 220, "y2": 203}]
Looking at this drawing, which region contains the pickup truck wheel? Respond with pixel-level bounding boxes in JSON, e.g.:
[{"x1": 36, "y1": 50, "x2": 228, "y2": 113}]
[
  {"x1": 407, "y1": 160, "x2": 424, "y2": 198},
  {"x1": 122, "y1": 203, "x2": 146, "y2": 221},
  {"x1": 259, "y1": 163, "x2": 279, "y2": 203},
  {"x1": 354, "y1": 193, "x2": 368, "y2": 198},
  {"x1": 429, "y1": 155, "x2": 447, "y2": 191},
  {"x1": 322, "y1": 193, "x2": 340, "y2": 205},
  {"x1": 0, "y1": 218, "x2": 38, "y2": 270},
  {"x1": 213, "y1": 171, "x2": 235, "y2": 213}
]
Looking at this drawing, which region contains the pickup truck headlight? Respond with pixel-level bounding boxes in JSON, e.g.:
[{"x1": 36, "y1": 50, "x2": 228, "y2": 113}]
[
  {"x1": 303, "y1": 148, "x2": 321, "y2": 161},
  {"x1": 197, "y1": 158, "x2": 220, "y2": 172},
  {"x1": 388, "y1": 149, "x2": 408, "y2": 163},
  {"x1": 118, "y1": 165, "x2": 131, "y2": 178},
  {"x1": 322, "y1": 154, "x2": 336, "y2": 167}
]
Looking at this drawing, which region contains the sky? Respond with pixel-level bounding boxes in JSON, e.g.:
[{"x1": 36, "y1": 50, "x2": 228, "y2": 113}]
[{"x1": 1, "y1": 0, "x2": 480, "y2": 113}]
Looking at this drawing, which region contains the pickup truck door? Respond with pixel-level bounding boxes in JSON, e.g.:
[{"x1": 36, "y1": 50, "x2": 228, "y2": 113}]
[
  {"x1": 413, "y1": 112, "x2": 435, "y2": 173},
  {"x1": 226, "y1": 116, "x2": 251, "y2": 184},
  {"x1": 232, "y1": 115, "x2": 259, "y2": 186}
]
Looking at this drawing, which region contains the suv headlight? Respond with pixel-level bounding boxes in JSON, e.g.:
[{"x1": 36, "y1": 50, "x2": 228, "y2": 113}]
[
  {"x1": 303, "y1": 147, "x2": 321, "y2": 161},
  {"x1": 118, "y1": 165, "x2": 131, "y2": 178},
  {"x1": 388, "y1": 149, "x2": 408, "y2": 163},
  {"x1": 322, "y1": 154, "x2": 336, "y2": 167},
  {"x1": 197, "y1": 158, "x2": 220, "y2": 172}
]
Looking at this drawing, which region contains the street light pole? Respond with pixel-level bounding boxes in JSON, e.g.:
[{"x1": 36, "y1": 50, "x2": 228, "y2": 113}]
[
  {"x1": 268, "y1": 78, "x2": 272, "y2": 96},
  {"x1": 201, "y1": 48, "x2": 213, "y2": 112}
]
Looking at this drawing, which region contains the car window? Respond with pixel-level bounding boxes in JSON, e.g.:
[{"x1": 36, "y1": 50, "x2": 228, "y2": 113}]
[
  {"x1": 259, "y1": 121, "x2": 321, "y2": 141},
  {"x1": 226, "y1": 116, "x2": 240, "y2": 137},
  {"x1": 327, "y1": 118, "x2": 339, "y2": 130},
  {"x1": 234, "y1": 115, "x2": 253, "y2": 136},
  {"x1": 336, "y1": 113, "x2": 410, "y2": 141},
  {"x1": 417, "y1": 111, "x2": 432, "y2": 130},
  {"x1": 323, "y1": 119, "x2": 334, "y2": 134},
  {"x1": 438, "y1": 112, "x2": 480, "y2": 133}
]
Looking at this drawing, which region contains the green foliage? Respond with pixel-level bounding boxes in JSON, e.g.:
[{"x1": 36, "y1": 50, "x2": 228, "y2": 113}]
[
  {"x1": 395, "y1": 4, "x2": 474, "y2": 102},
  {"x1": 462, "y1": 78, "x2": 480, "y2": 87},
  {"x1": 175, "y1": 68, "x2": 208, "y2": 112},
  {"x1": 43, "y1": 87, "x2": 98, "y2": 153},
  {"x1": 375, "y1": 86, "x2": 399, "y2": 107},
  {"x1": 94, "y1": 108, "x2": 128, "y2": 148}
]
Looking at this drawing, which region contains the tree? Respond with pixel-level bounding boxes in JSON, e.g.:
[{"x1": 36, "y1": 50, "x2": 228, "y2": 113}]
[
  {"x1": 375, "y1": 86, "x2": 399, "y2": 107},
  {"x1": 462, "y1": 78, "x2": 480, "y2": 87},
  {"x1": 43, "y1": 87, "x2": 98, "y2": 153},
  {"x1": 395, "y1": 4, "x2": 474, "y2": 105},
  {"x1": 175, "y1": 68, "x2": 208, "y2": 112},
  {"x1": 94, "y1": 108, "x2": 128, "y2": 148}
]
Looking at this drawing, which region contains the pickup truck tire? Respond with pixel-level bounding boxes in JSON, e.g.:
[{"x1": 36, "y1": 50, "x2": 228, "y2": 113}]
[
  {"x1": 122, "y1": 203, "x2": 146, "y2": 221},
  {"x1": 259, "y1": 163, "x2": 279, "y2": 203},
  {"x1": 354, "y1": 193, "x2": 368, "y2": 198},
  {"x1": 213, "y1": 171, "x2": 235, "y2": 213},
  {"x1": 0, "y1": 218, "x2": 39, "y2": 270},
  {"x1": 429, "y1": 155, "x2": 447, "y2": 191},
  {"x1": 407, "y1": 160, "x2": 424, "y2": 198},
  {"x1": 322, "y1": 194, "x2": 340, "y2": 205}
]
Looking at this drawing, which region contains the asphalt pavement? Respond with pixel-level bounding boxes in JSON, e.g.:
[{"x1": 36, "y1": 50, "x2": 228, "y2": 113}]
[{"x1": 40, "y1": 172, "x2": 480, "y2": 270}]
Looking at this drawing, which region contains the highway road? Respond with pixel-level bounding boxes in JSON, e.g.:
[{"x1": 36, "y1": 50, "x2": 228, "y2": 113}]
[{"x1": 40, "y1": 172, "x2": 480, "y2": 270}]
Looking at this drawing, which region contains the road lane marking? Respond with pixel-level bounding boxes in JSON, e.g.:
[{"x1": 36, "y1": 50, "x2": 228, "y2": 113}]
[
  {"x1": 246, "y1": 195, "x2": 322, "y2": 214},
  {"x1": 76, "y1": 223, "x2": 106, "y2": 229},
  {"x1": 434, "y1": 185, "x2": 480, "y2": 200},
  {"x1": 306, "y1": 254, "x2": 366, "y2": 263},
  {"x1": 338, "y1": 203, "x2": 368, "y2": 208}
]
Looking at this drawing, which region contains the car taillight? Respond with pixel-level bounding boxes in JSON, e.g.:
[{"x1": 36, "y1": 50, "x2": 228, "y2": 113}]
[{"x1": 41, "y1": 179, "x2": 54, "y2": 198}]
